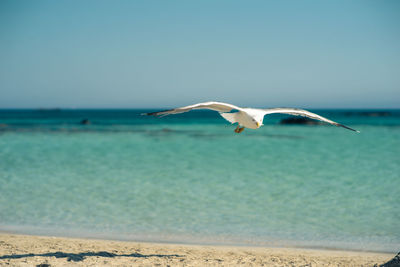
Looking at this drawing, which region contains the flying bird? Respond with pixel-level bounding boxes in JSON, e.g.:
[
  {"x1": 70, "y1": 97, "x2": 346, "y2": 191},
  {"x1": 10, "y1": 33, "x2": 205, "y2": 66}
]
[{"x1": 143, "y1": 101, "x2": 359, "y2": 133}]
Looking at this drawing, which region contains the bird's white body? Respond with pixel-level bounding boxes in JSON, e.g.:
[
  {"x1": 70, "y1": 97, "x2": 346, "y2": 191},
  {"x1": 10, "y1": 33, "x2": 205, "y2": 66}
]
[
  {"x1": 223, "y1": 109, "x2": 263, "y2": 129},
  {"x1": 144, "y1": 101, "x2": 359, "y2": 133}
]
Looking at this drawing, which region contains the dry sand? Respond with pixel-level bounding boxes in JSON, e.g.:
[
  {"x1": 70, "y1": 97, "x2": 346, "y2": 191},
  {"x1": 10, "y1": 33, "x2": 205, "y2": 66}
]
[{"x1": 0, "y1": 233, "x2": 395, "y2": 266}]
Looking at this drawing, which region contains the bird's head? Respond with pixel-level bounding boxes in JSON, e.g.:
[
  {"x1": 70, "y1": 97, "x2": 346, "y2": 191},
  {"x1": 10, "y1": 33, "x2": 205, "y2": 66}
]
[{"x1": 253, "y1": 117, "x2": 264, "y2": 128}]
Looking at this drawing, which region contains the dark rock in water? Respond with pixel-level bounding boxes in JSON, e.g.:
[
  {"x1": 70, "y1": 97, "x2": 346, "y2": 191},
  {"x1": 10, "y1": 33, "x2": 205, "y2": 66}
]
[
  {"x1": 361, "y1": 111, "x2": 391, "y2": 117},
  {"x1": 344, "y1": 111, "x2": 391, "y2": 117},
  {"x1": 80, "y1": 119, "x2": 91, "y2": 125},
  {"x1": 378, "y1": 251, "x2": 400, "y2": 267},
  {"x1": 279, "y1": 117, "x2": 321, "y2": 125}
]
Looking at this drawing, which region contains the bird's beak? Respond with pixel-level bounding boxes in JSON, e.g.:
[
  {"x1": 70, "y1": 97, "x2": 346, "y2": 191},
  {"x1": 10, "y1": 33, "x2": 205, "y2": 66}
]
[{"x1": 256, "y1": 122, "x2": 260, "y2": 127}]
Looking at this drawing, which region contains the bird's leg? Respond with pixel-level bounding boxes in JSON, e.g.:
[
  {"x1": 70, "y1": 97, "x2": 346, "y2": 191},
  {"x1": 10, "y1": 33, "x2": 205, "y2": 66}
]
[{"x1": 234, "y1": 125, "x2": 245, "y2": 133}]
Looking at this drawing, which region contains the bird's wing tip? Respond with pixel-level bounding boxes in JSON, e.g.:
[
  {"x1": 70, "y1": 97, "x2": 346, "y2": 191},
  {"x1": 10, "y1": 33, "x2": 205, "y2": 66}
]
[
  {"x1": 142, "y1": 109, "x2": 174, "y2": 117},
  {"x1": 141, "y1": 112, "x2": 159, "y2": 116},
  {"x1": 338, "y1": 124, "x2": 359, "y2": 133}
]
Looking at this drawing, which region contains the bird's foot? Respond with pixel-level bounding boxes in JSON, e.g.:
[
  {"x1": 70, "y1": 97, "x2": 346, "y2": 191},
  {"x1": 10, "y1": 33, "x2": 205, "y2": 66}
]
[{"x1": 234, "y1": 126, "x2": 245, "y2": 133}]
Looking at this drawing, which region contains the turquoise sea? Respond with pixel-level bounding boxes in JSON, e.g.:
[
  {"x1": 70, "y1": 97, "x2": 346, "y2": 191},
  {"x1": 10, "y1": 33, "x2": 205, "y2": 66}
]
[{"x1": 0, "y1": 109, "x2": 399, "y2": 253}]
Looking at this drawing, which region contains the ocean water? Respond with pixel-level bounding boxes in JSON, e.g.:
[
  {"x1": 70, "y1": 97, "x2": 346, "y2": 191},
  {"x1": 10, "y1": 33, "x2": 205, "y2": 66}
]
[{"x1": 0, "y1": 109, "x2": 399, "y2": 253}]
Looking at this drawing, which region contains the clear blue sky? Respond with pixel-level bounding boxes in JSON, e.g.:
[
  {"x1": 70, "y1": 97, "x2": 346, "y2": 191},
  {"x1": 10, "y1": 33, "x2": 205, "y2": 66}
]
[{"x1": 0, "y1": 0, "x2": 399, "y2": 109}]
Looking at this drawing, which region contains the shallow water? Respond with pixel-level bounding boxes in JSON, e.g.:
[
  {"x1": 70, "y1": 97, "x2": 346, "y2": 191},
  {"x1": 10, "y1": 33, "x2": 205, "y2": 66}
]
[{"x1": 0, "y1": 109, "x2": 399, "y2": 252}]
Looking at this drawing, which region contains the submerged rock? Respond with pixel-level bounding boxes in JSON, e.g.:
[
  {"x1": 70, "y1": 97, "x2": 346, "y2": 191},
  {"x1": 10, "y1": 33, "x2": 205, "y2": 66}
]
[
  {"x1": 279, "y1": 117, "x2": 322, "y2": 125},
  {"x1": 361, "y1": 111, "x2": 391, "y2": 117},
  {"x1": 80, "y1": 119, "x2": 91, "y2": 125},
  {"x1": 344, "y1": 111, "x2": 391, "y2": 117}
]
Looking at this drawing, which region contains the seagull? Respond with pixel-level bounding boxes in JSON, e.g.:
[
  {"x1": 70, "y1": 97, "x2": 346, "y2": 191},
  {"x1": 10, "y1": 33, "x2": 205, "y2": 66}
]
[{"x1": 142, "y1": 101, "x2": 359, "y2": 133}]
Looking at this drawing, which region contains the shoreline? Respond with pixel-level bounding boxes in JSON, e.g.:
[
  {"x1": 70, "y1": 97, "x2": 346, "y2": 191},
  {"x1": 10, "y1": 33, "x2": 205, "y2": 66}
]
[
  {"x1": 1, "y1": 225, "x2": 397, "y2": 254},
  {"x1": 0, "y1": 233, "x2": 394, "y2": 266}
]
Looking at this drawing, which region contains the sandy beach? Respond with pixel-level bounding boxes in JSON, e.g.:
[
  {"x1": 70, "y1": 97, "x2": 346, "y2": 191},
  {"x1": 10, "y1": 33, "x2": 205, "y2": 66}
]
[{"x1": 0, "y1": 233, "x2": 395, "y2": 266}]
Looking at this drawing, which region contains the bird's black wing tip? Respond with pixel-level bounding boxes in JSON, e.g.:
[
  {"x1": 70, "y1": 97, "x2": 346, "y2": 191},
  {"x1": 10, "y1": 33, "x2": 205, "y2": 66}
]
[
  {"x1": 338, "y1": 124, "x2": 360, "y2": 133},
  {"x1": 141, "y1": 109, "x2": 174, "y2": 117},
  {"x1": 141, "y1": 111, "x2": 157, "y2": 116}
]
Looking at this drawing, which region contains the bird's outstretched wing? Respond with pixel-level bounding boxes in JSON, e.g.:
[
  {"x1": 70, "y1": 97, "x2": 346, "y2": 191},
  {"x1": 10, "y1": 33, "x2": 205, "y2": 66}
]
[
  {"x1": 142, "y1": 101, "x2": 243, "y2": 117},
  {"x1": 261, "y1": 108, "x2": 359, "y2": 132}
]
